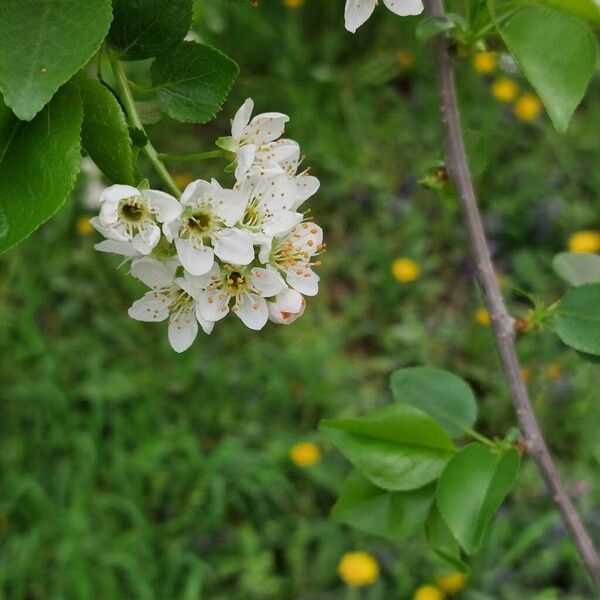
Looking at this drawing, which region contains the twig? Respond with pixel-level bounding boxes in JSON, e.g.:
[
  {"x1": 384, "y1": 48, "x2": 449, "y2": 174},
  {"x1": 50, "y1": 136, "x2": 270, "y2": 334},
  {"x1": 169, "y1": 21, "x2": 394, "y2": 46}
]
[{"x1": 423, "y1": 0, "x2": 600, "y2": 588}]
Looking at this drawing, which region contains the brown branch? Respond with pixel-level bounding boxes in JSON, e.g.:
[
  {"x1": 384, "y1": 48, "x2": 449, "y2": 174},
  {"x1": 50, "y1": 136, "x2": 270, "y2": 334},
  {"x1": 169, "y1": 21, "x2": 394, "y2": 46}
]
[{"x1": 423, "y1": 0, "x2": 600, "y2": 588}]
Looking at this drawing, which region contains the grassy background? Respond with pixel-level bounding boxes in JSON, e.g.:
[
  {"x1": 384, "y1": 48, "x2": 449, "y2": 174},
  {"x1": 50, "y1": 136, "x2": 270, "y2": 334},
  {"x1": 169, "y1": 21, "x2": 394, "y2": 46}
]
[{"x1": 1, "y1": 1, "x2": 600, "y2": 598}]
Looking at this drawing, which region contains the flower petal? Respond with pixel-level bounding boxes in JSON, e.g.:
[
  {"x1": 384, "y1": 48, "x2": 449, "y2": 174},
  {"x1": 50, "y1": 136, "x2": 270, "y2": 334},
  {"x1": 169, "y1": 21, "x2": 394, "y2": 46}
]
[
  {"x1": 383, "y1": 0, "x2": 424, "y2": 16},
  {"x1": 213, "y1": 228, "x2": 255, "y2": 265},
  {"x1": 286, "y1": 267, "x2": 320, "y2": 296},
  {"x1": 232, "y1": 98, "x2": 254, "y2": 140},
  {"x1": 144, "y1": 189, "x2": 182, "y2": 224},
  {"x1": 175, "y1": 238, "x2": 214, "y2": 276},
  {"x1": 94, "y1": 239, "x2": 140, "y2": 257},
  {"x1": 235, "y1": 145, "x2": 257, "y2": 180},
  {"x1": 168, "y1": 309, "x2": 198, "y2": 352},
  {"x1": 210, "y1": 180, "x2": 248, "y2": 226},
  {"x1": 293, "y1": 175, "x2": 320, "y2": 209},
  {"x1": 267, "y1": 289, "x2": 306, "y2": 324},
  {"x1": 101, "y1": 184, "x2": 140, "y2": 204},
  {"x1": 90, "y1": 217, "x2": 129, "y2": 242},
  {"x1": 250, "y1": 267, "x2": 286, "y2": 297},
  {"x1": 263, "y1": 210, "x2": 302, "y2": 238},
  {"x1": 131, "y1": 257, "x2": 177, "y2": 288},
  {"x1": 245, "y1": 113, "x2": 289, "y2": 145},
  {"x1": 131, "y1": 223, "x2": 161, "y2": 254},
  {"x1": 235, "y1": 293, "x2": 268, "y2": 330},
  {"x1": 196, "y1": 306, "x2": 215, "y2": 334},
  {"x1": 128, "y1": 291, "x2": 170, "y2": 322},
  {"x1": 197, "y1": 288, "x2": 229, "y2": 322},
  {"x1": 344, "y1": 0, "x2": 376, "y2": 32},
  {"x1": 180, "y1": 179, "x2": 213, "y2": 207}
]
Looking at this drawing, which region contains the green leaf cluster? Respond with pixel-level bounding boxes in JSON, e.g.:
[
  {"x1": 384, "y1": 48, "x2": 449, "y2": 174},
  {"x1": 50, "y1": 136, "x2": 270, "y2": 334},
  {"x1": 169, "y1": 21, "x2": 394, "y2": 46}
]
[
  {"x1": 321, "y1": 367, "x2": 520, "y2": 567},
  {"x1": 0, "y1": 0, "x2": 239, "y2": 254}
]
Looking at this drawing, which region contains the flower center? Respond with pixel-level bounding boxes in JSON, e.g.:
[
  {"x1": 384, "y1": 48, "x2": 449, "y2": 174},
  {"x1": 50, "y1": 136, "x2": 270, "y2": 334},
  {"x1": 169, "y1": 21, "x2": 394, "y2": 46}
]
[
  {"x1": 241, "y1": 196, "x2": 268, "y2": 231},
  {"x1": 186, "y1": 210, "x2": 213, "y2": 236},
  {"x1": 119, "y1": 198, "x2": 148, "y2": 223},
  {"x1": 168, "y1": 288, "x2": 194, "y2": 313},
  {"x1": 226, "y1": 271, "x2": 246, "y2": 294}
]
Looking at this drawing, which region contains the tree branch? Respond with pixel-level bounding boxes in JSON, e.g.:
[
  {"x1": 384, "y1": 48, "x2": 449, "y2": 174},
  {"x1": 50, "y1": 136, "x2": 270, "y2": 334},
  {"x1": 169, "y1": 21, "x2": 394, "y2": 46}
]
[{"x1": 423, "y1": 0, "x2": 600, "y2": 588}]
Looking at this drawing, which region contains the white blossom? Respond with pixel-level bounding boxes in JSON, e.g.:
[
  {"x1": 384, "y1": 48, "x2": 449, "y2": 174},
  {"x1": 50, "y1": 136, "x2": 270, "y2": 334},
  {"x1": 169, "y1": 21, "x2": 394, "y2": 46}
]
[
  {"x1": 268, "y1": 289, "x2": 306, "y2": 325},
  {"x1": 260, "y1": 221, "x2": 323, "y2": 296},
  {"x1": 344, "y1": 0, "x2": 423, "y2": 33},
  {"x1": 195, "y1": 263, "x2": 286, "y2": 330},
  {"x1": 163, "y1": 179, "x2": 254, "y2": 276},
  {"x1": 128, "y1": 257, "x2": 213, "y2": 353},
  {"x1": 217, "y1": 98, "x2": 289, "y2": 180},
  {"x1": 90, "y1": 184, "x2": 181, "y2": 255}
]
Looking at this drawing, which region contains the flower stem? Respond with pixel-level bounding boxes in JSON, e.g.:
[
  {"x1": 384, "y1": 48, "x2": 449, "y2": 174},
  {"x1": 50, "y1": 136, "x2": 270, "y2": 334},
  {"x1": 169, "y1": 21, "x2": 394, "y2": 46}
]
[
  {"x1": 424, "y1": 0, "x2": 600, "y2": 588},
  {"x1": 464, "y1": 428, "x2": 495, "y2": 448},
  {"x1": 109, "y1": 55, "x2": 181, "y2": 198},
  {"x1": 158, "y1": 150, "x2": 227, "y2": 162}
]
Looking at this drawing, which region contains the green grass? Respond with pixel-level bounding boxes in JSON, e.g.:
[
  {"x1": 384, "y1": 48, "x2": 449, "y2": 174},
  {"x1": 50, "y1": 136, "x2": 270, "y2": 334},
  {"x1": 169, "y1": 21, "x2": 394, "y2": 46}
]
[{"x1": 1, "y1": 1, "x2": 600, "y2": 598}]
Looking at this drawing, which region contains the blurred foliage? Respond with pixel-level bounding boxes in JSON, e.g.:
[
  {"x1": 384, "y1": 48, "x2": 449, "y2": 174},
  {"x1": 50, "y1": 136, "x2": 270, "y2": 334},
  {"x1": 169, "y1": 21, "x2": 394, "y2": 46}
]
[{"x1": 1, "y1": 0, "x2": 600, "y2": 598}]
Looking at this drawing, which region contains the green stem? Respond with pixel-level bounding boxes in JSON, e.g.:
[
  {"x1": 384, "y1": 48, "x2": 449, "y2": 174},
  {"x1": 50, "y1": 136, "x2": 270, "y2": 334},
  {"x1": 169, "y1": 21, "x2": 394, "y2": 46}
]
[
  {"x1": 158, "y1": 150, "x2": 227, "y2": 162},
  {"x1": 464, "y1": 427, "x2": 496, "y2": 448},
  {"x1": 109, "y1": 55, "x2": 181, "y2": 198}
]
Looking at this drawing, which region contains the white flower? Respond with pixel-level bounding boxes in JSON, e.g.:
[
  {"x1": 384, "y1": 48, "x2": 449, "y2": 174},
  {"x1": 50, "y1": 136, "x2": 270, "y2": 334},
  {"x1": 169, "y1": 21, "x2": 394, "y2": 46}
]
[
  {"x1": 260, "y1": 221, "x2": 323, "y2": 296},
  {"x1": 344, "y1": 0, "x2": 424, "y2": 33},
  {"x1": 251, "y1": 139, "x2": 320, "y2": 210},
  {"x1": 268, "y1": 289, "x2": 306, "y2": 325},
  {"x1": 91, "y1": 184, "x2": 181, "y2": 255},
  {"x1": 127, "y1": 257, "x2": 213, "y2": 353},
  {"x1": 163, "y1": 179, "x2": 254, "y2": 276},
  {"x1": 236, "y1": 175, "x2": 303, "y2": 243},
  {"x1": 218, "y1": 99, "x2": 289, "y2": 180},
  {"x1": 195, "y1": 263, "x2": 286, "y2": 330}
]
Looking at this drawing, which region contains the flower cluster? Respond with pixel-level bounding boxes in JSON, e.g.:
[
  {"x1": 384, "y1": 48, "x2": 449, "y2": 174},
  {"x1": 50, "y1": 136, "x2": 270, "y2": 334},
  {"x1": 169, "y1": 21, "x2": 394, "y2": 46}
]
[{"x1": 91, "y1": 99, "x2": 323, "y2": 352}]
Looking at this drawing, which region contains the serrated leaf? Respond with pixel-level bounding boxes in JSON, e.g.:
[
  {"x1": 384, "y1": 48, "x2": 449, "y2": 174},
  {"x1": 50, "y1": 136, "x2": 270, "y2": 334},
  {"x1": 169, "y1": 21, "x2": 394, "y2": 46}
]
[
  {"x1": 496, "y1": 5, "x2": 597, "y2": 132},
  {"x1": 332, "y1": 471, "x2": 435, "y2": 540},
  {"x1": 75, "y1": 73, "x2": 135, "y2": 185},
  {"x1": 151, "y1": 42, "x2": 239, "y2": 124},
  {"x1": 552, "y1": 252, "x2": 600, "y2": 287},
  {"x1": 108, "y1": 0, "x2": 193, "y2": 61},
  {"x1": 436, "y1": 444, "x2": 520, "y2": 554},
  {"x1": 555, "y1": 283, "x2": 600, "y2": 356},
  {"x1": 320, "y1": 404, "x2": 454, "y2": 491},
  {"x1": 0, "y1": 0, "x2": 112, "y2": 121},
  {"x1": 0, "y1": 86, "x2": 83, "y2": 254},
  {"x1": 390, "y1": 367, "x2": 477, "y2": 439}
]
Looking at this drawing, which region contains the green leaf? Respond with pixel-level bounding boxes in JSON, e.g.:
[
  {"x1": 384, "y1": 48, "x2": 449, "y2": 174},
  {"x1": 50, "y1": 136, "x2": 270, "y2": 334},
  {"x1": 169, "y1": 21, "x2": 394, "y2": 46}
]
[
  {"x1": 538, "y1": 0, "x2": 600, "y2": 27},
  {"x1": 497, "y1": 5, "x2": 597, "y2": 132},
  {"x1": 151, "y1": 42, "x2": 239, "y2": 124},
  {"x1": 320, "y1": 404, "x2": 454, "y2": 491},
  {"x1": 108, "y1": 0, "x2": 193, "y2": 61},
  {"x1": 555, "y1": 283, "x2": 600, "y2": 356},
  {"x1": 390, "y1": 367, "x2": 477, "y2": 438},
  {"x1": 436, "y1": 444, "x2": 520, "y2": 554},
  {"x1": 425, "y1": 506, "x2": 470, "y2": 573},
  {"x1": 553, "y1": 252, "x2": 600, "y2": 287},
  {"x1": 75, "y1": 74, "x2": 135, "y2": 185},
  {"x1": 332, "y1": 471, "x2": 435, "y2": 540},
  {"x1": 0, "y1": 86, "x2": 83, "y2": 254},
  {"x1": 0, "y1": 0, "x2": 112, "y2": 121}
]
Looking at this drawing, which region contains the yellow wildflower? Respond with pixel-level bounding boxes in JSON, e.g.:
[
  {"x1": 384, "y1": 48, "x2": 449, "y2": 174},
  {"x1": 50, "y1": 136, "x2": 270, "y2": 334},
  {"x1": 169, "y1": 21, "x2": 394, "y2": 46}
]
[
  {"x1": 338, "y1": 551, "x2": 380, "y2": 587},
  {"x1": 568, "y1": 230, "x2": 600, "y2": 254},
  {"x1": 474, "y1": 308, "x2": 491, "y2": 326},
  {"x1": 391, "y1": 257, "x2": 421, "y2": 283},
  {"x1": 514, "y1": 93, "x2": 542, "y2": 122},
  {"x1": 290, "y1": 442, "x2": 320, "y2": 467},
  {"x1": 521, "y1": 367, "x2": 532, "y2": 383},
  {"x1": 414, "y1": 584, "x2": 446, "y2": 600},
  {"x1": 283, "y1": 0, "x2": 304, "y2": 7},
  {"x1": 436, "y1": 571, "x2": 467, "y2": 594},
  {"x1": 472, "y1": 51, "x2": 497, "y2": 74},
  {"x1": 76, "y1": 216, "x2": 95, "y2": 235},
  {"x1": 173, "y1": 172, "x2": 194, "y2": 190},
  {"x1": 491, "y1": 77, "x2": 519, "y2": 103}
]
